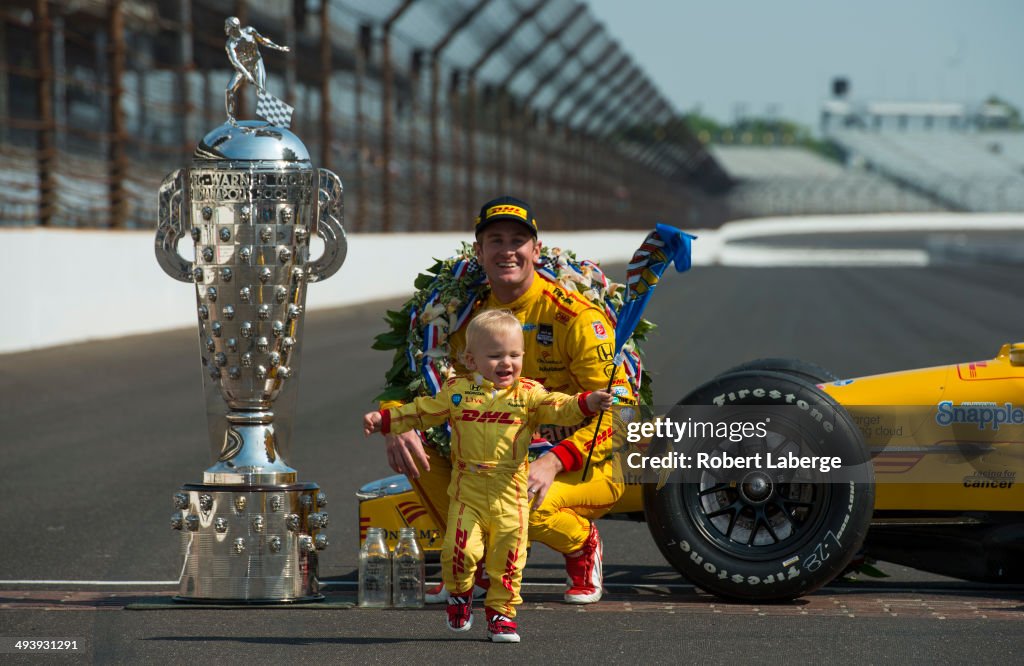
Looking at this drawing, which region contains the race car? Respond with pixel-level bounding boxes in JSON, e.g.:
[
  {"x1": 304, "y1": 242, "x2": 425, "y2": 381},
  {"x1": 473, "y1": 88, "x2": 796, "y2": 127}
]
[{"x1": 358, "y1": 347, "x2": 1024, "y2": 602}]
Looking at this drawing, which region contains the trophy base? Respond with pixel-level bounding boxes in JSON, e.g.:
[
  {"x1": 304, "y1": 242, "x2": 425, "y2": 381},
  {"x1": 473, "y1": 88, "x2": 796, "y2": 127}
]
[
  {"x1": 172, "y1": 482, "x2": 328, "y2": 603},
  {"x1": 170, "y1": 593, "x2": 325, "y2": 605}
]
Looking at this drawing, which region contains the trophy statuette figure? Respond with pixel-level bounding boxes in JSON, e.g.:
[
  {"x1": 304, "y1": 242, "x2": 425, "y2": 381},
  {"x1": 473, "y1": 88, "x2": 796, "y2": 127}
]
[{"x1": 155, "y1": 17, "x2": 345, "y2": 602}]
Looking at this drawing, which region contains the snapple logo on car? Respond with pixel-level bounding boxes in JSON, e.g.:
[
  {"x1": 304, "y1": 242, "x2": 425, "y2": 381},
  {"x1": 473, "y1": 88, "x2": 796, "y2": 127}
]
[{"x1": 935, "y1": 401, "x2": 1024, "y2": 430}]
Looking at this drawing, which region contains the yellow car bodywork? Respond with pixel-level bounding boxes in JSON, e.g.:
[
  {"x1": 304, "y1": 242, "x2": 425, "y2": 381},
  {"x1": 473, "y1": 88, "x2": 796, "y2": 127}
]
[{"x1": 824, "y1": 342, "x2": 1024, "y2": 512}]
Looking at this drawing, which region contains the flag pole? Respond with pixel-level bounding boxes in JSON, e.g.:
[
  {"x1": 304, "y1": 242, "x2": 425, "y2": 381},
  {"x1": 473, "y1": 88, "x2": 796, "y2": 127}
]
[{"x1": 581, "y1": 362, "x2": 618, "y2": 481}]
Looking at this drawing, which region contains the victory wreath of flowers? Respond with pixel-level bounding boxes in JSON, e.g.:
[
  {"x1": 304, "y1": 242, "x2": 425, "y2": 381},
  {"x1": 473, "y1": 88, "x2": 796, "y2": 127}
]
[{"x1": 372, "y1": 242, "x2": 656, "y2": 458}]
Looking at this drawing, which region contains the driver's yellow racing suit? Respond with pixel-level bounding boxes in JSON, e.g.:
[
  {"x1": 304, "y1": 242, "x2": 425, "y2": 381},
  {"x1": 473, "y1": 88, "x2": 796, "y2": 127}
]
[
  {"x1": 387, "y1": 272, "x2": 634, "y2": 555},
  {"x1": 380, "y1": 375, "x2": 597, "y2": 617}
]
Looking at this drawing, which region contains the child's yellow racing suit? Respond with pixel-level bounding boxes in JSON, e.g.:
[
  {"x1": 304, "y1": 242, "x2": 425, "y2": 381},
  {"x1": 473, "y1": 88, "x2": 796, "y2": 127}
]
[{"x1": 381, "y1": 374, "x2": 596, "y2": 617}]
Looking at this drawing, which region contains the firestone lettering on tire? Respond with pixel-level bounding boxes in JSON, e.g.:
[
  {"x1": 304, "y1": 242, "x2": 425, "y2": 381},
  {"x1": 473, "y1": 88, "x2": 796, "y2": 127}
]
[
  {"x1": 679, "y1": 539, "x2": 803, "y2": 586},
  {"x1": 712, "y1": 386, "x2": 834, "y2": 433}
]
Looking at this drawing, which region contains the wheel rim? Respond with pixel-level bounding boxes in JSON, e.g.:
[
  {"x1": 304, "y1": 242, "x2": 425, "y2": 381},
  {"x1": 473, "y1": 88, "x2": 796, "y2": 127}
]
[{"x1": 684, "y1": 428, "x2": 830, "y2": 560}]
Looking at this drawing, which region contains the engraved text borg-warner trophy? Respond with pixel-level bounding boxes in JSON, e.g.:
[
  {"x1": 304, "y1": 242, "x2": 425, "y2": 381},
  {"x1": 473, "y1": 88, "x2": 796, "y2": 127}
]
[{"x1": 155, "y1": 18, "x2": 345, "y2": 602}]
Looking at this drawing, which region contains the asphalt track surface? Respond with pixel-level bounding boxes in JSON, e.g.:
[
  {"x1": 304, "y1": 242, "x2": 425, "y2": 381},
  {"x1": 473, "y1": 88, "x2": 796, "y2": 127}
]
[{"x1": 3, "y1": 259, "x2": 1024, "y2": 662}]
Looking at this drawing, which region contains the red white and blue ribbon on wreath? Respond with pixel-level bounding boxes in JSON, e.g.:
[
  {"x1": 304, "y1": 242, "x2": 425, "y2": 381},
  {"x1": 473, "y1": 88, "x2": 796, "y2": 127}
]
[{"x1": 411, "y1": 257, "x2": 485, "y2": 396}]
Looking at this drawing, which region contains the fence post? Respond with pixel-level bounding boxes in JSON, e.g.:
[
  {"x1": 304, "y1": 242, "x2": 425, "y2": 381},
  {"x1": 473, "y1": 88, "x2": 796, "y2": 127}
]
[
  {"x1": 135, "y1": 27, "x2": 150, "y2": 154},
  {"x1": 0, "y1": 19, "x2": 8, "y2": 145},
  {"x1": 319, "y1": 2, "x2": 332, "y2": 174},
  {"x1": 178, "y1": 0, "x2": 193, "y2": 155},
  {"x1": 465, "y1": 76, "x2": 478, "y2": 209},
  {"x1": 108, "y1": 0, "x2": 127, "y2": 228},
  {"x1": 34, "y1": 0, "x2": 54, "y2": 227},
  {"x1": 354, "y1": 23, "x2": 370, "y2": 231},
  {"x1": 495, "y1": 89, "x2": 507, "y2": 192},
  {"x1": 51, "y1": 11, "x2": 65, "y2": 153},
  {"x1": 448, "y1": 69, "x2": 462, "y2": 227},
  {"x1": 428, "y1": 53, "x2": 440, "y2": 231},
  {"x1": 408, "y1": 49, "x2": 423, "y2": 224}
]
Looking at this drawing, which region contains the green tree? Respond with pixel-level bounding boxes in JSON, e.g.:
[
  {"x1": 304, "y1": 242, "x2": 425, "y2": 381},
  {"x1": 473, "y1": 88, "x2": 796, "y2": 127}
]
[{"x1": 982, "y1": 96, "x2": 1021, "y2": 129}]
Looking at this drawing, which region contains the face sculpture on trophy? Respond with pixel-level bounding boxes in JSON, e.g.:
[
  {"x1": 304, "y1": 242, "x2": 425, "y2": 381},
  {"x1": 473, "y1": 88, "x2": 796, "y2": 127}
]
[{"x1": 155, "y1": 17, "x2": 346, "y2": 603}]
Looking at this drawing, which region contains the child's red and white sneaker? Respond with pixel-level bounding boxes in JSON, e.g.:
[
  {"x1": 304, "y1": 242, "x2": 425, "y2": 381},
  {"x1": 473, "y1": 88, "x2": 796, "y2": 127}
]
[
  {"x1": 445, "y1": 591, "x2": 473, "y2": 632},
  {"x1": 485, "y1": 608, "x2": 520, "y2": 643}
]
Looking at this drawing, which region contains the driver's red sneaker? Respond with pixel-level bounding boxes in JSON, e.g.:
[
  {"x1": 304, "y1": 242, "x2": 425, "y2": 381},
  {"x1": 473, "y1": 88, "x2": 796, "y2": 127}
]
[
  {"x1": 425, "y1": 567, "x2": 490, "y2": 604},
  {"x1": 563, "y1": 523, "x2": 603, "y2": 604}
]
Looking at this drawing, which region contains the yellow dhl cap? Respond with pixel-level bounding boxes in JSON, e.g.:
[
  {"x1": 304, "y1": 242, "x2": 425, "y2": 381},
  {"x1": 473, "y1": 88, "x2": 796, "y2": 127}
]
[{"x1": 474, "y1": 196, "x2": 538, "y2": 237}]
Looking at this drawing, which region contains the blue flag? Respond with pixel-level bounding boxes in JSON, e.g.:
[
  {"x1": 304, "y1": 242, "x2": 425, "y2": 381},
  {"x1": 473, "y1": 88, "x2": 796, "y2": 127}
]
[{"x1": 614, "y1": 223, "x2": 696, "y2": 361}]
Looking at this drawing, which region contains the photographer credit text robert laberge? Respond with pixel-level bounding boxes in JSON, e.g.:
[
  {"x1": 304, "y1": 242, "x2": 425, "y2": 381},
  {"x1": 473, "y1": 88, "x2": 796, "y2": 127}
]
[{"x1": 623, "y1": 417, "x2": 843, "y2": 473}]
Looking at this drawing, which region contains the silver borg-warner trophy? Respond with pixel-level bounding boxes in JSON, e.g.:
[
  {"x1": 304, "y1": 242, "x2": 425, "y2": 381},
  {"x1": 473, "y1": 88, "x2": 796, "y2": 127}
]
[{"x1": 155, "y1": 17, "x2": 346, "y2": 602}]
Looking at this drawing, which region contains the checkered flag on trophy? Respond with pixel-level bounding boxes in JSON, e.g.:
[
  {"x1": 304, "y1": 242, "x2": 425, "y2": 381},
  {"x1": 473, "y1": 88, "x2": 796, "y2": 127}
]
[{"x1": 256, "y1": 91, "x2": 294, "y2": 129}]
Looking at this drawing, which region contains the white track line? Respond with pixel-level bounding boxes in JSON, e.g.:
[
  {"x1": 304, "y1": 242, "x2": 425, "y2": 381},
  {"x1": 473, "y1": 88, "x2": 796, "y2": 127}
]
[
  {"x1": 0, "y1": 579, "x2": 687, "y2": 591},
  {"x1": 719, "y1": 245, "x2": 929, "y2": 267},
  {"x1": 319, "y1": 581, "x2": 694, "y2": 591},
  {"x1": 3, "y1": 579, "x2": 1016, "y2": 595},
  {"x1": 719, "y1": 213, "x2": 1024, "y2": 241}
]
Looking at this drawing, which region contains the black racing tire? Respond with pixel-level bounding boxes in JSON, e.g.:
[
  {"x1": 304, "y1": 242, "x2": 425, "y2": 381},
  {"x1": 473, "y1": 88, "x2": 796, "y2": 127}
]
[
  {"x1": 643, "y1": 370, "x2": 874, "y2": 602},
  {"x1": 643, "y1": 359, "x2": 837, "y2": 572},
  {"x1": 724, "y1": 358, "x2": 838, "y2": 385}
]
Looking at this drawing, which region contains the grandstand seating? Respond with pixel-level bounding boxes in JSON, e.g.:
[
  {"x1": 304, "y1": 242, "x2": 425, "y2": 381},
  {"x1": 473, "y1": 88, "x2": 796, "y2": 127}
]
[
  {"x1": 827, "y1": 129, "x2": 1024, "y2": 212},
  {"x1": 711, "y1": 146, "x2": 846, "y2": 179},
  {"x1": 712, "y1": 145, "x2": 941, "y2": 217}
]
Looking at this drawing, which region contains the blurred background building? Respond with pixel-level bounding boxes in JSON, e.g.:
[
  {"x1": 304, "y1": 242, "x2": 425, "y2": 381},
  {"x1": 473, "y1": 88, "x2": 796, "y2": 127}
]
[
  {"x1": 714, "y1": 78, "x2": 1024, "y2": 218},
  {"x1": 1, "y1": 0, "x2": 1021, "y2": 231}
]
